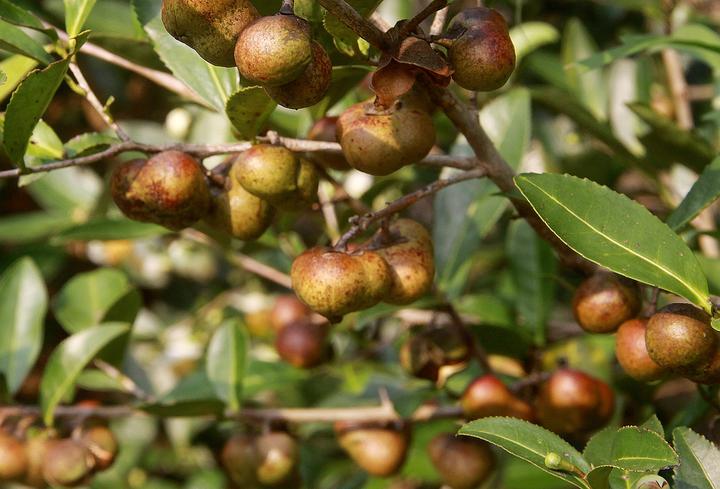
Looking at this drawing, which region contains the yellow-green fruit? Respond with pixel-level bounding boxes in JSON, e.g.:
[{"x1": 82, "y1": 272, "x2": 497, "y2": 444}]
[
  {"x1": 23, "y1": 432, "x2": 54, "y2": 488},
  {"x1": 376, "y1": 219, "x2": 435, "y2": 305},
  {"x1": 255, "y1": 432, "x2": 298, "y2": 486},
  {"x1": 162, "y1": 0, "x2": 259, "y2": 67},
  {"x1": 0, "y1": 432, "x2": 27, "y2": 481},
  {"x1": 110, "y1": 151, "x2": 211, "y2": 230},
  {"x1": 291, "y1": 248, "x2": 374, "y2": 319},
  {"x1": 265, "y1": 42, "x2": 332, "y2": 109},
  {"x1": 221, "y1": 435, "x2": 260, "y2": 487},
  {"x1": 42, "y1": 439, "x2": 95, "y2": 487},
  {"x1": 356, "y1": 250, "x2": 393, "y2": 308},
  {"x1": 294, "y1": 158, "x2": 320, "y2": 209},
  {"x1": 428, "y1": 433, "x2": 496, "y2": 489},
  {"x1": 335, "y1": 423, "x2": 408, "y2": 477},
  {"x1": 206, "y1": 174, "x2": 275, "y2": 241},
  {"x1": 336, "y1": 101, "x2": 436, "y2": 176},
  {"x1": 235, "y1": 15, "x2": 312, "y2": 86}
]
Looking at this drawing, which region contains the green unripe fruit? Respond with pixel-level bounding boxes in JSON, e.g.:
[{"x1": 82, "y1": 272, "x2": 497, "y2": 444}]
[
  {"x1": 42, "y1": 439, "x2": 95, "y2": 487},
  {"x1": 221, "y1": 434, "x2": 260, "y2": 487},
  {"x1": 645, "y1": 303, "x2": 717, "y2": 372},
  {"x1": 265, "y1": 42, "x2": 332, "y2": 109},
  {"x1": 615, "y1": 318, "x2": 666, "y2": 382},
  {"x1": 111, "y1": 151, "x2": 211, "y2": 230},
  {"x1": 80, "y1": 425, "x2": 118, "y2": 471},
  {"x1": 255, "y1": 432, "x2": 299, "y2": 486},
  {"x1": 428, "y1": 433, "x2": 495, "y2": 489},
  {"x1": 235, "y1": 15, "x2": 312, "y2": 86},
  {"x1": 0, "y1": 432, "x2": 27, "y2": 481},
  {"x1": 335, "y1": 422, "x2": 409, "y2": 477},
  {"x1": 275, "y1": 320, "x2": 329, "y2": 368},
  {"x1": 162, "y1": 0, "x2": 259, "y2": 67},
  {"x1": 573, "y1": 272, "x2": 641, "y2": 333},
  {"x1": 337, "y1": 101, "x2": 436, "y2": 176},
  {"x1": 307, "y1": 117, "x2": 350, "y2": 171}
]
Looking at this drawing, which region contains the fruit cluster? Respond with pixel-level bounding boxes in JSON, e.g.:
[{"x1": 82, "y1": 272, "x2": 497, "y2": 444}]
[{"x1": 0, "y1": 425, "x2": 117, "y2": 487}]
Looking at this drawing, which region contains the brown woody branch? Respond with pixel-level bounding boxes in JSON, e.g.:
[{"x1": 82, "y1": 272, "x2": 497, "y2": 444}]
[
  {"x1": 317, "y1": 0, "x2": 389, "y2": 49},
  {"x1": 398, "y1": 0, "x2": 448, "y2": 38}
]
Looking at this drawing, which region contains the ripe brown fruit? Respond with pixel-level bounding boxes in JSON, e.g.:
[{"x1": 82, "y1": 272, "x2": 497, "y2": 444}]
[
  {"x1": 235, "y1": 15, "x2": 312, "y2": 86},
  {"x1": 615, "y1": 318, "x2": 666, "y2": 382},
  {"x1": 447, "y1": 8, "x2": 516, "y2": 91},
  {"x1": 271, "y1": 295, "x2": 312, "y2": 333},
  {"x1": 291, "y1": 248, "x2": 391, "y2": 319},
  {"x1": 336, "y1": 100, "x2": 436, "y2": 175},
  {"x1": 221, "y1": 434, "x2": 260, "y2": 487},
  {"x1": 23, "y1": 431, "x2": 54, "y2": 488},
  {"x1": 335, "y1": 422, "x2": 408, "y2": 477},
  {"x1": 0, "y1": 431, "x2": 27, "y2": 481},
  {"x1": 573, "y1": 272, "x2": 641, "y2": 333},
  {"x1": 162, "y1": 0, "x2": 259, "y2": 67},
  {"x1": 206, "y1": 164, "x2": 275, "y2": 240},
  {"x1": 42, "y1": 439, "x2": 95, "y2": 487},
  {"x1": 536, "y1": 369, "x2": 614, "y2": 435},
  {"x1": 645, "y1": 303, "x2": 717, "y2": 372},
  {"x1": 307, "y1": 117, "x2": 350, "y2": 171},
  {"x1": 685, "y1": 340, "x2": 720, "y2": 384},
  {"x1": 376, "y1": 219, "x2": 435, "y2": 305},
  {"x1": 275, "y1": 320, "x2": 329, "y2": 368},
  {"x1": 255, "y1": 432, "x2": 299, "y2": 486},
  {"x1": 234, "y1": 145, "x2": 318, "y2": 210},
  {"x1": 428, "y1": 433, "x2": 495, "y2": 489},
  {"x1": 461, "y1": 374, "x2": 535, "y2": 421},
  {"x1": 400, "y1": 324, "x2": 471, "y2": 382},
  {"x1": 80, "y1": 425, "x2": 118, "y2": 471},
  {"x1": 111, "y1": 151, "x2": 211, "y2": 230},
  {"x1": 448, "y1": 7, "x2": 507, "y2": 33},
  {"x1": 265, "y1": 41, "x2": 332, "y2": 109}
]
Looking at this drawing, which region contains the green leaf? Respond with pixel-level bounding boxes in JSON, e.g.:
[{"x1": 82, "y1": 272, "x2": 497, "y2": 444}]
[
  {"x1": 584, "y1": 427, "x2": 677, "y2": 473},
  {"x1": 584, "y1": 427, "x2": 618, "y2": 467},
  {"x1": 40, "y1": 323, "x2": 130, "y2": 425},
  {"x1": 142, "y1": 370, "x2": 224, "y2": 417},
  {"x1": 323, "y1": 0, "x2": 380, "y2": 57},
  {"x1": 458, "y1": 417, "x2": 591, "y2": 489},
  {"x1": 0, "y1": 18, "x2": 52, "y2": 64},
  {"x1": 0, "y1": 258, "x2": 47, "y2": 395},
  {"x1": 226, "y1": 86, "x2": 276, "y2": 140},
  {"x1": 640, "y1": 415, "x2": 664, "y2": 437},
  {"x1": 562, "y1": 18, "x2": 607, "y2": 120},
  {"x1": 667, "y1": 158, "x2": 720, "y2": 231},
  {"x1": 53, "y1": 268, "x2": 137, "y2": 334},
  {"x1": 511, "y1": 22, "x2": 560, "y2": 63},
  {"x1": 52, "y1": 218, "x2": 169, "y2": 244},
  {"x1": 586, "y1": 466, "x2": 613, "y2": 489},
  {"x1": 64, "y1": 0, "x2": 97, "y2": 37},
  {"x1": 515, "y1": 173, "x2": 711, "y2": 312},
  {"x1": 3, "y1": 57, "x2": 70, "y2": 166},
  {"x1": 672, "y1": 427, "x2": 720, "y2": 489},
  {"x1": 64, "y1": 132, "x2": 119, "y2": 157},
  {"x1": 506, "y1": 220, "x2": 557, "y2": 346},
  {"x1": 0, "y1": 55, "x2": 38, "y2": 102},
  {"x1": 205, "y1": 319, "x2": 247, "y2": 411},
  {"x1": 0, "y1": 212, "x2": 74, "y2": 245},
  {"x1": 0, "y1": 0, "x2": 50, "y2": 33}
]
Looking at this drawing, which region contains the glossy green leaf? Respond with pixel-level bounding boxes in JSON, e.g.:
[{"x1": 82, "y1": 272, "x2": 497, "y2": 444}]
[
  {"x1": 672, "y1": 427, "x2": 720, "y2": 489},
  {"x1": 3, "y1": 57, "x2": 70, "y2": 166},
  {"x1": 586, "y1": 466, "x2": 613, "y2": 489},
  {"x1": 206, "y1": 319, "x2": 247, "y2": 410},
  {"x1": 562, "y1": 18, "x2": 606, "y2": 120},
  {"x1": 52, "y1": 218, "x2": 168, "y2": 244},
  {"x1": 507, "y1": 220, "x2": 557, "y2": 346},
  {"x1": 515, "y1": 173, "x2": 711, "y2": 312},
  {"x1": 142, "y1": 370, "x2": 224, "y2": 417},
  {"x1": 40, "y1": 323, "x2": 130, "y2": 425},
  {"x1": 666, "y1": 158, "x2": 720, "y2": 231},
  {"x1": 459, "y1": 417, "x2": 591, "y2": 489},
  {"x1": 323, "y1": 0, "x2": 380, "y2": 57},
  {"x1": 64, "y1": 0, "x2": 97, "y2": 37},
  {"x1": 64, "y1": 132, "x2": 119, "y2": 157},
  {"x1": 0, "y1": 55, "x2": 38, "y2": 102},
  {"x1": 0, "y1": 258, "x2": 47, "y2": 395},
  {"x1": 0, "y1": 19, "x2": 52, "y2": 64},
  {"x1": 584, "y1": 427, "x2": 677, "y2": 473},
  {"x1": 640, "y1": 415, "x2": 664, "y2": 437},
  {"x1": 0, "y1": 212, "x2": 74, "y2": 245},
  {"x1": 226, "y1": 86, "x2": 276, "y2": 140},
  {"x1": 0, "y1": 0, "x2": 49, "y2": 33},
  {"x1": 511, "y1": 22, "x2": 560, "y2": 62},
  {"x1": 53, "y1": 268, "x2": 137, "y2": 333},
  {"x1": 583, "y1": 427, "x2": 618, "y2": 467}
]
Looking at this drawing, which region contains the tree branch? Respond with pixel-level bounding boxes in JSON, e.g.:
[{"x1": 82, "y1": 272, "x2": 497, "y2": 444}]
[
  {"x1": 398, "y1": 0, "x2": 448, "y2": 38},
  {"x1": 317, "y1": 0, "x2": 389, "y2": 49}
]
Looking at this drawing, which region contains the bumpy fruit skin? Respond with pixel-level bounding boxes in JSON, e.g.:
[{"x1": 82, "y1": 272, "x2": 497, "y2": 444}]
[
  {"x1": 221, "y1": 434, "x2": 260, "y2": 487},
  {"x1": 235, "y1": 15, "x2": 312, "y2": 86},
  {"x1": 206, "y1": 170, "x2": 275, "y2": 241},
  {"x1": 291, "y1": 248, "x2": 388, "y2": 318},
  {"x1": 0, "y1": 432, "x2": 28, "y2": 481},
  {"x1": 255, "y1": 432, "x2": 299, "y2": 486},
  {"x1": 573, "y1": 273, "x2": 641, "y2": 333},
  {"x1": 265, "y1": 42, "x2": 332, "y2": 109},
  {"x1": 645, "y1": 303, "x2": 717, "y2": 372},
  {"x1": 307, "y1": 117, "x2": 350, "y2": 171},
  {"x1": 336, "y1": 101, "x2": 436, "y2": 175},
  {"x1": 271, "y1": 295, "x2": 312, "y2": 333},
  {"x1": 536, "y1": 369, "x2": 614, "y2": 435},
  {"x1": 42, "y1": 439, "x2": 95, "y2": 487},
  {"x1": 400, "y1": 324, "x2": 471, "y2": 382},
  {"x1": 275, "y1": 320, "x2": 328, "y2": 368},
  {"x1": 461, "y1": 374, "x2": 535, "y2": 421},
  {"x1": 376, "y1": 219, "x2": 435, "y2": 305},
  {"x1": 335, "y1": 423, "x2": 408, "y2": 477},
  {"x1": 448, "y1": 14, "x2": 515, "y2": 92},
  {"x1": 615, "y1": 318, "x2": 666, "y2": 382},
  {"x1": 162, "y1": 0, "x2": 259, "y2": 67},
  {"x1": 111, "y1": 151, "x2": 211, "y2": 230},
  {"x1": 428, "y1": 433, "x2": 495, "y2": 489},
  {"x1": 80, "y1": 425, "x2": 118, "y2": 471}
]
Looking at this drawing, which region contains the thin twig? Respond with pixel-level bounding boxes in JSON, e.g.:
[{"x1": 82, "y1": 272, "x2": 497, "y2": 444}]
[
  {"x1": 69, "y1": 63, "x2": 130, "y2": 141},
  {"x1": 335, "y1": 168, "x2": 486, "y2": 249},
  {"x1": 662, "y1": 48, "x2": 693, "y2": 130},
  {"x1": 317, "y1": 0, "x2": 389, "y2": 49},
  {"x1": 430, "y1": 6, "x2": 450, "y2": 36},
  {"x1": 318, "y1": 182, "x2": 341, "y2": 242},
  {"x1": 93, "y1": 360, "x2": 152, "y2": 402},
  {"x1": 398, "y1": 0, "x2": 448, "y2": 38}
]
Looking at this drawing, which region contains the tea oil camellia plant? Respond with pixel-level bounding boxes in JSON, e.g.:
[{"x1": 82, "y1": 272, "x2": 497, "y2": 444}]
[{"x1": 2, "y1": 0, "x2": 720, "y2": 488}]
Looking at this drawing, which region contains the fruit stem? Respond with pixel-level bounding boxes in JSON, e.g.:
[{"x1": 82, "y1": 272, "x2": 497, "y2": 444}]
[
  {"x1": 279, "y1": 0, "x2": 295, "y2": 15},
  {"x1": 544, "y1": 452, "x2": 586, "y2": 478}
]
